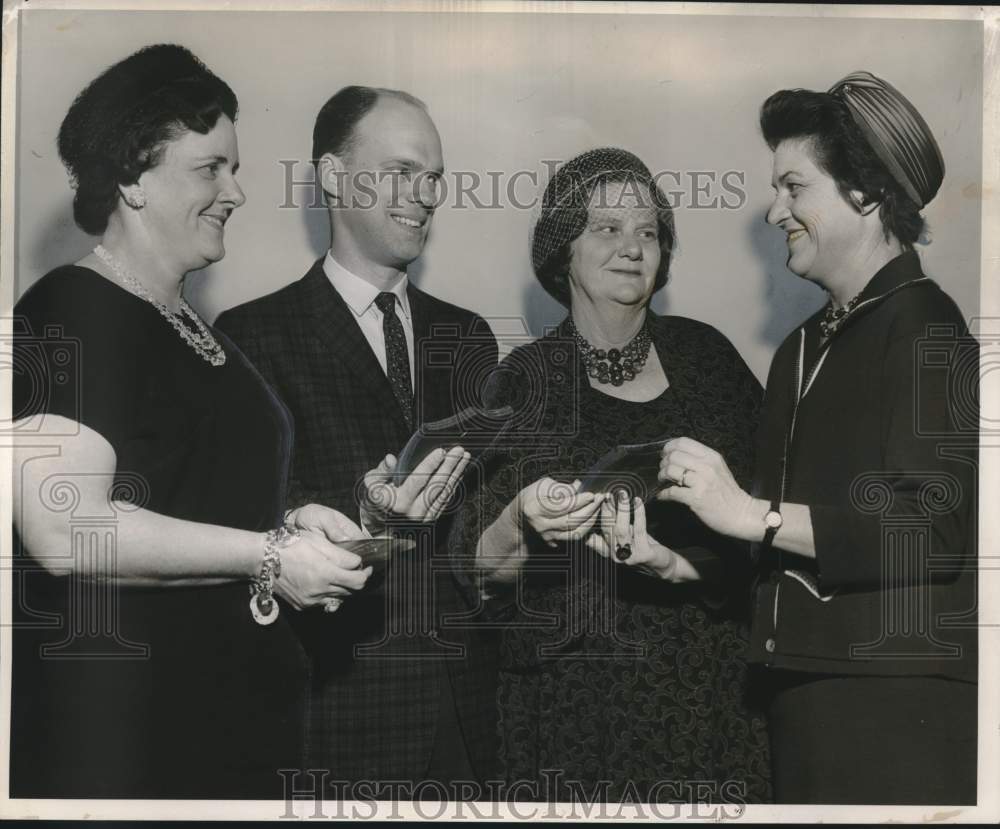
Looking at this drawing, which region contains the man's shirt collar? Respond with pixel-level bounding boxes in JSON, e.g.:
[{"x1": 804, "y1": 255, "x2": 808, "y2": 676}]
[{"x1": 323, "y1": 252, "x2": 411, "y2": 319}]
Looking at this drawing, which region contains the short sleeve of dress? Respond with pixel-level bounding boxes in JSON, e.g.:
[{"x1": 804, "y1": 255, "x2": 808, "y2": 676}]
[{"x1": 13, "y1": 267, "x2": 142, "y2": 451}]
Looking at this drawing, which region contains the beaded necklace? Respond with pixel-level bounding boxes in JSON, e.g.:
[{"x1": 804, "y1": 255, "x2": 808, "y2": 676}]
[
  {"x1": 567, "y1": 318, "x2": 651, "y2": 386},
  {"x1": 819, "y1": 293, "x2": 864, "y2": 342}
]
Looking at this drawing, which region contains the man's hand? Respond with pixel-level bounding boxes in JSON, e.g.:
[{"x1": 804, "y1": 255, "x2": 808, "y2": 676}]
[{"x1": 360, "y1": 446, "x2": 471, "y2": 534}]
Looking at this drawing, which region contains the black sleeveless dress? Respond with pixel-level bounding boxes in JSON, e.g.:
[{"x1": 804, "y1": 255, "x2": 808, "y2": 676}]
[{"x1": 10, "y1": 266, "x2": 309, "y2": 798}]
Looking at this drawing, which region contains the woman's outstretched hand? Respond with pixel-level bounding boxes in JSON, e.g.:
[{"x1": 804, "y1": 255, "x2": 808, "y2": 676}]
[{"x1": 657, "y1": 437, "x2": 758, "y2": 541}]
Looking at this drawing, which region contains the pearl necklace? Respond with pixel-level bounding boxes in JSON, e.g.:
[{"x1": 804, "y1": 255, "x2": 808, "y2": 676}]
[
  {"x1": 567, "y1": 318, "x2": 651, "y2": 386},
  {"x1": 94, "y1": 245, "x2": 226, "y2": 367}
]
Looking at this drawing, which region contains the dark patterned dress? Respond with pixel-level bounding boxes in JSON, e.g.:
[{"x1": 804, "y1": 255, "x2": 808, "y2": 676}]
[{"x1": 453, "y1": 313, "x2": 771, "y2": 803}]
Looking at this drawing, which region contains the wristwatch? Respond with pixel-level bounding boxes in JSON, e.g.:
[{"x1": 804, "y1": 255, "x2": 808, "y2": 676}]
[{"x1": 761, "y1": 498, "x2": 783, "y2": 551}]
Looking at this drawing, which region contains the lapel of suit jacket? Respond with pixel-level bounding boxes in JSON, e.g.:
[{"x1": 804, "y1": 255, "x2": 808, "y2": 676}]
[
  {"x1": 408, "y1": 282, "x2": 461, "y2": 427},
  {"x1": 300, "y1": 259, "x2": 411, "y2": 431},
  {"x1": 408, "y1": 283, "x2": 434, "y2": 428}
]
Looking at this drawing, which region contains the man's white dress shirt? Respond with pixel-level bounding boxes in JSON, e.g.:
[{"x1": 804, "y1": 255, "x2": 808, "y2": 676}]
[{"x1": 323, "y1": 251, "x2": 415, "y2": 382}]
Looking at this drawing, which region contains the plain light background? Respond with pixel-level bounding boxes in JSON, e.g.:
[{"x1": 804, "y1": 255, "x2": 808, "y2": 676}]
[{"x1": 14, "y1": 8, "x2": 983, "y2": 382}]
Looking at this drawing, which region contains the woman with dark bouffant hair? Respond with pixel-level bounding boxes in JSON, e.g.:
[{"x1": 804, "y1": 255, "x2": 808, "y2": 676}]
[
  {"x1": 657, "y1": 73, "x2": 978, "y2": 804},
  {"x1": 11, "y1": 44, "x2": 371, "y2": 798}
]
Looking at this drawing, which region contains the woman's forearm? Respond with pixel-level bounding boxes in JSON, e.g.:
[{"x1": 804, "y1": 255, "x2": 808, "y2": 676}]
[
  {"x1": 108, "y1": 506, "x2": 263, "y2": 584},
  {"x1": 632, "y1": 547, "x2": 703, "y2": 582},
  {"x1": 13, "y1": 419, "x2": 265, "y2": 586},
  {"x1": 745, "y1": 497, "x2": 816, "y2": 558},
  {"x1": 668, "y1": 551, "x2": 705, "y2": 581},
  {"x1": 19, "y1": 501, "x2": 264, "y2": 586},
  {"x1": 474, "y1": 501, "x2": 529, "y2": 584}
]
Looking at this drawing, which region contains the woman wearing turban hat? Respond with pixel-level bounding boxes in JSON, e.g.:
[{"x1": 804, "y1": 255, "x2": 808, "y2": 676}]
[
  {"x1": 10, "y1": 44, "x2": 372, "y2": 798},
  {"x1": 449, "y1": 147, "x2": 771, "y2": 802},
  {"x1": 657, "y1": 72, "x2": 978, "y2": 803}
]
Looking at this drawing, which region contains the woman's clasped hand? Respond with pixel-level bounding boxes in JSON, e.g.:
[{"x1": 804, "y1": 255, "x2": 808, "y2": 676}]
[
  {"x1": 586, "y1": 489, "x2": 680, "y2": 580},
  {"x1": 278, "y1": 504, "x2": 372, "y2": 609}
]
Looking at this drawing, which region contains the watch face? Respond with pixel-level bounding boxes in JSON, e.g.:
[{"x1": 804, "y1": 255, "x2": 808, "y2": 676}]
[{"x1": 765, "y1": 510, "x2": 783, "y2": 529}]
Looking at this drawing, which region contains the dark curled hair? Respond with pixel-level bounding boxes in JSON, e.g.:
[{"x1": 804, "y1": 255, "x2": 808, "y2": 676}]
[
  {"x1": 760, "y1": 89, "x2": 924, "y2": 247},
  {"x1": 312, "y1": 85, "x2": 426, "y2": 164},
  {"x1": 532, "y1": 148, "x2": 676, "y2": 308},
  {"x1": 57, "y1": 44, "x2": 238, "y2": 235}
]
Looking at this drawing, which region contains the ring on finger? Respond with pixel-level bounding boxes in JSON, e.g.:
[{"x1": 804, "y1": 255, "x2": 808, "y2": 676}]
[
  {"x1": 680, "y1": 469, "x2": 690, "y2": 488},
  {"x1": 322, "y1": 597, "x2": 343, "y2": 614},
  {"x1": 615, "y1": 543, "x2": 632, "y2": 562}
]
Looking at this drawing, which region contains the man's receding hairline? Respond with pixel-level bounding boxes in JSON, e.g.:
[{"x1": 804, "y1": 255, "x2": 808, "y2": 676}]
[
  {"x1": 372, "y1": 87, "x2": 427, "y2": 111},
  {"x1": 342, "y1": 89, "x2": 436, "y2": 159}
]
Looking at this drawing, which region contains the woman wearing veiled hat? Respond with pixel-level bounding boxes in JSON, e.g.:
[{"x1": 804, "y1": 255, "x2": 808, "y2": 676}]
[
  {"x1": 450, "y1": 148, "x2": 771, "y2": 802},
  {"x1": 657, "y1": 73, "x2": 978, "y2": 803},
  {"x1": 10, "y1": 45, "x2": 372, "y2": 798}
]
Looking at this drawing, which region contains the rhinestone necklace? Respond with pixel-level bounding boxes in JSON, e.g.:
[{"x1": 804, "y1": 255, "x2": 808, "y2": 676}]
[
  {"x1": 567, "y1": 318, "x2": 651, "y2": 386},
  {"x1": 94, "y1": 245, "x2": 226, "y2": 367}
]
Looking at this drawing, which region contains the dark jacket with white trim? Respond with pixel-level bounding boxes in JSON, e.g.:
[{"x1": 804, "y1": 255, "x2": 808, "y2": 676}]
[{"x1": 748, "y1": 250, "x2": 978, "y2": 683}]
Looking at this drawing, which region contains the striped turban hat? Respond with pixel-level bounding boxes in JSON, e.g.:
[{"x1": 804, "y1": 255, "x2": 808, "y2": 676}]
[{"x1": 828, "y1": 71, "x2": 944, "y2": 208}]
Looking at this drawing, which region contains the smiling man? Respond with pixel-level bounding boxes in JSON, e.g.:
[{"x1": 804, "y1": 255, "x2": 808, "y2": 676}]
[
  {"x1": 318, "y1": 91, "x2": 442, "y2": 295},
  {"x1": 215, "y1": 86, "x2": 499, "y2": 794}
]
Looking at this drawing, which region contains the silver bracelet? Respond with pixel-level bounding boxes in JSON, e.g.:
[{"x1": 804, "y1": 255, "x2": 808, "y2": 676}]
[{"x1": 249, "y1": 525, "x2": 300, "y2": 625}]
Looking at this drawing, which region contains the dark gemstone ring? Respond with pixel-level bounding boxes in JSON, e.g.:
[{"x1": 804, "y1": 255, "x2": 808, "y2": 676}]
[{"x1": 615, "y1": 543, "x2": 632, "y2": 562}]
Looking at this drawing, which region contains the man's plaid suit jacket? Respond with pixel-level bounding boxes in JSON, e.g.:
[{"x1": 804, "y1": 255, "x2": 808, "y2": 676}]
[{"x1": 216, "y1": 259, "x2": 501, "y2": 785}]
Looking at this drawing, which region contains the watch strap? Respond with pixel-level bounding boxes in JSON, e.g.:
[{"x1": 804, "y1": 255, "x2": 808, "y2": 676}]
[{"x1": 761, "y1": 498, "x2": 782, "y2": 552}]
